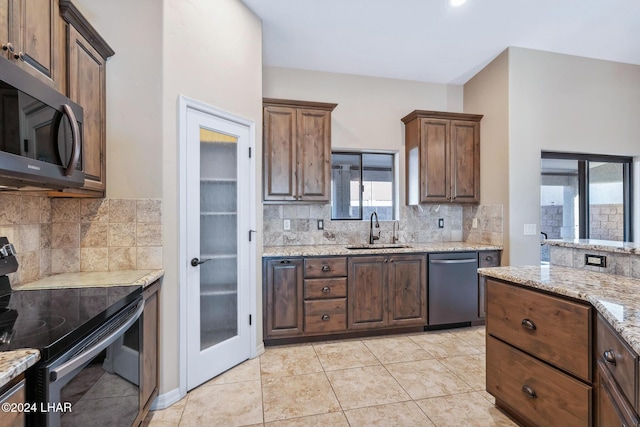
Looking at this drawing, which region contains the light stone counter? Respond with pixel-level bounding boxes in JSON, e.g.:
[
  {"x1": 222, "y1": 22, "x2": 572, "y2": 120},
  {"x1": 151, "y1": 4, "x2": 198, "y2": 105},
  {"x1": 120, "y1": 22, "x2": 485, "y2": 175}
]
[
  {"x1": 0, "y1": 349, "x2": 40, "y2": 388},
  {"x1": 10, "y1": 269, "x2": 164, "y2": 291},
  {"x1": 479, "y1": 265, "x2": 640, "y2": 355},
  {"x1": 545, "y1": 238, "x2": 640, "y2": 255},
  {"x1": 263, "y1": 242, "x2": 502, "y2": 257}
]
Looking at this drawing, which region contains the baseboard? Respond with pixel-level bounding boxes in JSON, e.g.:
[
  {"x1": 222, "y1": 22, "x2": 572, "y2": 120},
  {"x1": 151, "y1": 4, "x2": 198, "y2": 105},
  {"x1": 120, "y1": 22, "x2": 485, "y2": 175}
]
[
  {"x1": 151, "y1": 388, "x2": 184, "y2": 411},
  {"x1": 255, "y1": 342, "x2": 265, "y2": 357}
]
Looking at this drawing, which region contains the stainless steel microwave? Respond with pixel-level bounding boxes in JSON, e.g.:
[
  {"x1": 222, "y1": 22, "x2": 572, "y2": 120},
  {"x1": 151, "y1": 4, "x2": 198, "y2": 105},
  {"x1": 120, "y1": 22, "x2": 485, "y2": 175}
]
[{"x1": 0, "y1": 57, "x2": 84, "y2": 189}]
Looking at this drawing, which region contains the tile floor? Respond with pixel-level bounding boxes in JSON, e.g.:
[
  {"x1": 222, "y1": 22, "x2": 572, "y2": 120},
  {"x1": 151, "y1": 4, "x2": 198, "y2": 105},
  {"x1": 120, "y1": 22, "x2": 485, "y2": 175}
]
[{"x1": 143, "y1": 326, "x2": 517, "y2": 426}]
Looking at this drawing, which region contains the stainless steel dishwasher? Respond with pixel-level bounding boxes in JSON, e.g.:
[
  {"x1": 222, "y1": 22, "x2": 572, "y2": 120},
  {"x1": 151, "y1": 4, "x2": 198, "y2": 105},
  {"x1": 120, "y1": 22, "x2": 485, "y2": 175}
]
[{"x1": 428, "y1": 252, "x2": 478, "y2": 325}]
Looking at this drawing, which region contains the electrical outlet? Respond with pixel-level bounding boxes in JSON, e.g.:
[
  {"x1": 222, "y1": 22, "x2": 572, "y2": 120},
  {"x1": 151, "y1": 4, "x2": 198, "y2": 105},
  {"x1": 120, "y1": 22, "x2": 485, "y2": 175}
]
[
  {"x1": 283, "y1": 219, "x2": 291, "y2": 231},
  {"x1": 317, "y1": 219, "x2": 324, "y2": 230},
  {"x1": 523, "y1": 224, "x2": 537, "y2": 235},
  {"x1": 438, "y1": 218, "x2": 444, "y2": 228},
  {"x1": 472, "y1": 218, "x2": 478, "y2": 229}
]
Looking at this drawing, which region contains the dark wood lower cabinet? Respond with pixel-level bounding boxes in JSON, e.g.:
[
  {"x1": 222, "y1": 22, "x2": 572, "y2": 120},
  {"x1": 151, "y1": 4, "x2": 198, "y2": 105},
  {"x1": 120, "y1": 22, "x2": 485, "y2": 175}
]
[
  {"x1": 348, "y1": 256, "x2": 387, "y2": 330},
  {"x1": 387, "y1": 255, "x2": 427, "y2": 326},
  {"x1": 596, "y1": 362, "x2": 640, "y2": 427},
  {"x1": 264, "y1": 258, "x2": 304, "y2": 338},
  {"x1": 134, "y1": 279, "x2": 161, "y2": 427}
]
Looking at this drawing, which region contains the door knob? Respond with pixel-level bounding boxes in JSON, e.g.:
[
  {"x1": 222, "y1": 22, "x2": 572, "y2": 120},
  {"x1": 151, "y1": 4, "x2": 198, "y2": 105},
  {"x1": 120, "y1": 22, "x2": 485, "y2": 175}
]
[{"x1": 191, "y1": 257, "x2": 210, "y2": 267}]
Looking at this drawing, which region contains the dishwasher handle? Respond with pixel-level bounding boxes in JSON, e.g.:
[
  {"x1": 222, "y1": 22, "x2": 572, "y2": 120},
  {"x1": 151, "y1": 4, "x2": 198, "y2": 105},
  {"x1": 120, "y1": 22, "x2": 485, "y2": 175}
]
[{"x1": 430, "y1": 258, "x2": 477, "y2": 265}]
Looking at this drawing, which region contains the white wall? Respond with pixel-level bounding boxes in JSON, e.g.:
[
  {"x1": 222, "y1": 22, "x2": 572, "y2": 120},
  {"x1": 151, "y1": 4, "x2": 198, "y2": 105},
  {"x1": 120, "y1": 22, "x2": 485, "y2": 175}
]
[
  {"x1": 263, "y1": 67, "x2": 463, "y2": 205},
  {"x1": 508, "y1": 48, "x2": 640, "y2": 265},
  {"x1": 465, "y1": 47, "x2": 640, "y2": 266},
  {"x1": 72, "y1": 0, "x2": 263, "y2": 398},
  {"x1": 162, "y1": 0, "x2": 263, "y2": 396},
  {"x1": 73, "y1": 0, "x2": 163, "y2": 199},
  {"x1": 463, "y1": 50, "x2": 510, "y2": 264}
]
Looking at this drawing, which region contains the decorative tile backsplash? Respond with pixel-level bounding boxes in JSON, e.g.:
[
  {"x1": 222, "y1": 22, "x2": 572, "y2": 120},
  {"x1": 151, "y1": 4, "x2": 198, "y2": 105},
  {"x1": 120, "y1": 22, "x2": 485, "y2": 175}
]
[
  {"x1": 263, "y1": 203, "x2": 503, "y2": 247},
  {"x1": 0, "y1": 194, "x2": 162, "y2": 286}
]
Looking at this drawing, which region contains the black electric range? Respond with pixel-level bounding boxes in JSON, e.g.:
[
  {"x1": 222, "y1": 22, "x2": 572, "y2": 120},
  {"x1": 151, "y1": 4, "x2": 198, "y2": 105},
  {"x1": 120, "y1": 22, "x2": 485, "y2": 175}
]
[{"x1": 0, "y1": 236, "x2": 141, "y2": 360}]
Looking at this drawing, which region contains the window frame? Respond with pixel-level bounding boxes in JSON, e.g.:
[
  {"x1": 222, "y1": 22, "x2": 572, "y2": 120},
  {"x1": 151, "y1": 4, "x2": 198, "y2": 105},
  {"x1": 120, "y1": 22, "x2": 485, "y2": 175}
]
[
  {"x1": 541, "y1": 151, "x2": 633, "y2": 241},
  {"x1": 331, "y1": 150, "x2": 398, "y2": 221}
]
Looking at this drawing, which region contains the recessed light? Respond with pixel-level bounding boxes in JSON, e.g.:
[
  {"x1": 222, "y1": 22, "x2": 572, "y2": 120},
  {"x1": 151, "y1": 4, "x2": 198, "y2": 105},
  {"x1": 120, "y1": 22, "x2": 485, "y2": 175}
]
[{"x1": 450, "y1": 0, "x2": 467, "y2": 6}]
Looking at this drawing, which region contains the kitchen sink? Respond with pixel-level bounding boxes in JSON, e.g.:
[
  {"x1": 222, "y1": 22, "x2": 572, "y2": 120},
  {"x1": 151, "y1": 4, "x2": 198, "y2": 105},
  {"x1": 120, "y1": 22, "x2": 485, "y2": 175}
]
[{"x1": 345, "y1": 244, "x2": 411, "y2": 250}]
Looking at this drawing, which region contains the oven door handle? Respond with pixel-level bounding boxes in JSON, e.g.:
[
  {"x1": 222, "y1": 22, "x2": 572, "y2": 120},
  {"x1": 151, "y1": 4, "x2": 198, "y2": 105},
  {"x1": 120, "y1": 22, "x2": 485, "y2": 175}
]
[{"x1": 50, "y1": 299, "x2": 145, "y2": 382}]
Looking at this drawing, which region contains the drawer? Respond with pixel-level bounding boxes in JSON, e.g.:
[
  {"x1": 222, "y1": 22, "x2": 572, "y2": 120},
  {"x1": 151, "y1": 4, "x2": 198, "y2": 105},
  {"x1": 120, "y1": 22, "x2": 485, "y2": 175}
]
[
  {"x1": 304, "y1": 299, "x2": 347, "y2": 333},
  {"x1": 486, "y1": 279, "x2": 591, "y2": 381},
  {"x1": 478, "y1": 250, "x2": 501, "y2": 267},
  {"x1": 304, "y1": 278, "x2": 347, "y2": 299},
  {"x1": 304, "y1": 257, "x2": 347, "y2": 278},
  {"x1": 487, "y1": 336, "x2": 592, "y2": 427},
  {"x1": 596, "y1": 313, "x2": 638, "y2": 410}
]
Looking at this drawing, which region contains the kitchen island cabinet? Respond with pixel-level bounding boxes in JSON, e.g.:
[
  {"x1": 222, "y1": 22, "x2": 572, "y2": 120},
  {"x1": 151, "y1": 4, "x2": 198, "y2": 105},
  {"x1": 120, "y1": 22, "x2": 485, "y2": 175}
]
[
  {"x1": 402, "y1": 110, "x2": 482, "y2": 204},
  {"x1": 263, "y1": 98, "x2": 337, "y2": 202}
]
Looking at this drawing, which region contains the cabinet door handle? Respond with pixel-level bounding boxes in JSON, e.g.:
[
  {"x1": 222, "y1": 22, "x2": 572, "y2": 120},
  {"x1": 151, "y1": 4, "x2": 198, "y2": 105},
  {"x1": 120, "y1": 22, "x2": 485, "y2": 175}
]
[
  {"x1": 603, "y1": 350, "x2": 617, "y2": 365},
  {"x1": 521, "y1": 385, "x2": 537, "y2": 399},
  {"x1": 321, "y1": 314, "x2": 330, "y2": 321},
  {"x1": 521, "y1": 318, "x2": 537, "y2": 330},
  {"x1": 321, "y1": 286, "x2": 331, "y2": 294},
  {"x1": 2, "y1": 42, "x2": 14, "y2": 53},
  {"x1": 321, "y1": 265, "x2": 331, "y2": 272}
]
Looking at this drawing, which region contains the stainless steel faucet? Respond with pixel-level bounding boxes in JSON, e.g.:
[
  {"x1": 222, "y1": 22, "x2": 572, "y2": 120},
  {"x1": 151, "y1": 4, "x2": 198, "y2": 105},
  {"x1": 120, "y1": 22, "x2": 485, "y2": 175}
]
[
  {"x1": 392, "y1": 220, "x2": 399, "y2": 243},
  {"x1": 369, "y1": 212, "x2": 380, "y2": 244}
]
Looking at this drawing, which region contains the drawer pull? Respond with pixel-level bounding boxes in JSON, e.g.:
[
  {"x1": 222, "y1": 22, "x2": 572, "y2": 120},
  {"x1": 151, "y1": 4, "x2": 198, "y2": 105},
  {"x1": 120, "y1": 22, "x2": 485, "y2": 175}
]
[
  {"x1": 279, "y1": 260, "x2": 291, "y2": 264},
  {"x1": 603, "y1": 350, "x2": 617, "y2": 365},
  {"x1": 521, "y1": 318, "x2": 537, "y2": 331},
  {"x1": 321, "y1": 286, "x2": 331, "y2": 294},
  {"x1": 321, "y1": 265, "x2": 331, "y2": 272},
  {"x1": 321, "y1": 314, "x2": 330, "y2": 321},
  {"x1": 486, "y1": 255, "x2": 493, "y2": 261},
  {"x1": 521, "y1": 385, "x2": 537, "y2": 399}
]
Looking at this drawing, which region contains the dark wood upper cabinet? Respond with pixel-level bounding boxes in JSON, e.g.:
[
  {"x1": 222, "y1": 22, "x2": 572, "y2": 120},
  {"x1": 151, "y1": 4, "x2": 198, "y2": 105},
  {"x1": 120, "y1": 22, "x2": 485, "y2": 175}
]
[
  {"x1": 402, "y1": 110, "x2": 482, "y2": 204},
  {"x1": 1, "y1": 0, "x2": 60, "y2": 89},
  {"x1": 263, "y1": 98, "x2": 337, "y2": 202},
  {"x1": 58, "y1": 0, "x2": 114, "y2": 196}
]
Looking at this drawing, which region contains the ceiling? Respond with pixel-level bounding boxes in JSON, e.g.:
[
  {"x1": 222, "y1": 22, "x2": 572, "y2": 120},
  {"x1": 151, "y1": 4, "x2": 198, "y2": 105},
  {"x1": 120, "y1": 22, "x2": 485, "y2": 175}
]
[{"x1": 241, "y1": 0, "x2": 640, "y2": 84}]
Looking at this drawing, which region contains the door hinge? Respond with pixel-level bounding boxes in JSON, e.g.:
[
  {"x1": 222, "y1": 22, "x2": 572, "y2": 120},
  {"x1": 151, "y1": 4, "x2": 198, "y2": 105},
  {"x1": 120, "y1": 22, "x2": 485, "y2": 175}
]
[
  {"x1": 249, "y1": 147, "x2": 252, "y2": 158},
  {"x1": 249, "y1": 230, "x2": 257, "y2": 241},
  {"x1": 249, "y1": 314, "x2": 252, "y2": 326}
]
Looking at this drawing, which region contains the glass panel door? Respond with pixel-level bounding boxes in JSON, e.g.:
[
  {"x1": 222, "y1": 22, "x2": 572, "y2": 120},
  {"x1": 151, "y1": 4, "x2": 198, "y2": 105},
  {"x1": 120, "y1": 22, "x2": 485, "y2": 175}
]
[
  {"x1": 540, "y1": 158, "x2": 580, "y2": 262},
  {"x1": 199, "y1": 128, "x2": 238, "y2": 350},
  {"x1": 588, "y1": 162, "x2": 625, "y2": 241}
]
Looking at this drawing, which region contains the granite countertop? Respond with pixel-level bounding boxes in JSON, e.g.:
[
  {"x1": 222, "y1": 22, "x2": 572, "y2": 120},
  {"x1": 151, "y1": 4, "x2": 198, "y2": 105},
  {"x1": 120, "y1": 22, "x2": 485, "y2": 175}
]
[
  {"x1": 263, "y1": 242, "x2": 502, "y2": 257},
  {"x1": 0, "y1": 349, "x2": 40, "y2": 388},
  {"x1": 479, "y1": 265, "x2": 640, "y2": 355},
  {"x1": 10, "y1": 269, "x2": 164, "y2": 291},
  {"x1": 545, "y1": 238, "x2": 640, "y2": 255}
]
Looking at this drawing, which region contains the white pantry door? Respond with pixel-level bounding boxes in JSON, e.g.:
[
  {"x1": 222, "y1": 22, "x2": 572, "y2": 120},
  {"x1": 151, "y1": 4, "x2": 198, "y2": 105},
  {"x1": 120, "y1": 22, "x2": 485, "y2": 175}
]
[{"x1": 185, "y1": 106, "x2": 253, "y2": 390}]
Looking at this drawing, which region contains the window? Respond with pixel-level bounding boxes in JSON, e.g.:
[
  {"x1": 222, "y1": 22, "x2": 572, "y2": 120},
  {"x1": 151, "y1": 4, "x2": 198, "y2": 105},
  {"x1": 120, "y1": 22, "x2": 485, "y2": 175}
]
[
  {"x1": 540, "y1": 152, "x2": 633, "y2": 262},
  {"x1": 331, "y1": 151, "x2": 396, "y2": 220}
]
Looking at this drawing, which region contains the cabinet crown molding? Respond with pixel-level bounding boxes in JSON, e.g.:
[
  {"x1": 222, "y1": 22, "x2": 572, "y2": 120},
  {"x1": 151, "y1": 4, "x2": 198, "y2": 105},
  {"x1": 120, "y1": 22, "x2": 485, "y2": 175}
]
[
  {"x1": 263, "y1": 98, "x2": 337, "y2": 111},
  {"x1": 60, "y1": 0, "x2": 115, "y2": 59},
  {"x1": 401, "y1": 110, "x2": 483, "y2": 124}
]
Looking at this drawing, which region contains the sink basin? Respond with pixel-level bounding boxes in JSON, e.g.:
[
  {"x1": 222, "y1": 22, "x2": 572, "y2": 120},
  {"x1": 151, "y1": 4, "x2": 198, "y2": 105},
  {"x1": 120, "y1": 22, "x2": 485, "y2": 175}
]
[{"x1": 345, "y1": 244, "x2": 411, "y2": 250}]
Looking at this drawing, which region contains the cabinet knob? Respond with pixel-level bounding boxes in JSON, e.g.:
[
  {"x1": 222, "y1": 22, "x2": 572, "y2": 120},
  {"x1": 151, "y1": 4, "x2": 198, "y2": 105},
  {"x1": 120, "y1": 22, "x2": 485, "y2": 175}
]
[
  {"x1": 321, "y1": 314, "x2": 330, "y2": 321},
  {"x1": 321, "y1": 265, "x2": 331, "y2": 272},
  {"x1": 321, "y1": 286, "x2": 331, "y2": 294},
  {"x1": 486, "y1": 255, "x2": 493, "y2": 261},
  {"x1": 603, "y1": 350, "x2": 617, "y2": 365},
  {"x1": 521, "y1": 318, "x2": 537, "y2": 331},
  {"x1": 521, "y1": 384, "x2": 537, "y2": 399}
]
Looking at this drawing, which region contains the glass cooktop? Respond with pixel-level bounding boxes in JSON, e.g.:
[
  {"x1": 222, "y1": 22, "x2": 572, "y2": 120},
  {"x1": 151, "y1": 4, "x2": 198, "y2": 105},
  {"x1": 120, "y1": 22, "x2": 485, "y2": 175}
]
[{"x1": 0, "y1": 285, "x2": 142, "y2": 360}]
